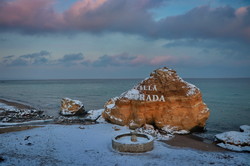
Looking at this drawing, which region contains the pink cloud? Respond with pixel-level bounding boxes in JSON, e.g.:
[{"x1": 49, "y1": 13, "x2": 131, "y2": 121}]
[
  {"x1": 0, "y1": 0, "x2": 66, "y2": 32},
  {"x1": 149, "y1": 56, "x2": 175, "y2": 65},
  {"x1": 0, "y1": 0, "x2": 249, "y2": 43},
  {"x1": 235, "y1": 7, "x2": 248, "y2": 17},
  {"x1": 67, "y1": 0, "x2": 107, "y2": 16},
  {"x1": 131, "y1": 55, "x2": 149, "y2": 65}
]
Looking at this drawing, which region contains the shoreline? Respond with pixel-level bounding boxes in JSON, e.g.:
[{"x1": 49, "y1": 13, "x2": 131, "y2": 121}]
[
  {"x1": 0, "y1": 98, "x2": 244, "y2": 153},
  {"x1": 0, "y1": 98, "x2": 35, "y2": 110}
]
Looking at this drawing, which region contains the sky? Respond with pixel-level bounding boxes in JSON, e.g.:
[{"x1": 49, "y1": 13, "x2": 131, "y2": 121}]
[{"x1": 0, "y1": 0, "x2": 250, "y2": 80}]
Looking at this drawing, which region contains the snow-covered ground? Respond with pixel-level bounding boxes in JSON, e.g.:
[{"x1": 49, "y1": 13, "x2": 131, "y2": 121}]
[{"x1": 0, "y1": 123, "x2": 249, "y2": 166}]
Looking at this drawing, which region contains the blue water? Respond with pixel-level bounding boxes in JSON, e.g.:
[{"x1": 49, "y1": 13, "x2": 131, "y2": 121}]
[{"x1": 0, "y1": 78, "x2": 249, "y2": 139}]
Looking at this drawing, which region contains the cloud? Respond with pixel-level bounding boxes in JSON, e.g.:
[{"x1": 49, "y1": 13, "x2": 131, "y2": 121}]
[
  {"x1": 0, "y1": 0, "x2": 249, "y2": 42},
  {"x1": 157, "y1": 5, "x2": 250, "y2": 42},
  {"x1": 57, "y1": 53, "x2": 85, "y2": 65},
  {"x1": 1, "y1": 50, "x2": 50, "y2": 66},
  {"x1": 1, "y1": 51, "x2": 87, "y2": 67},
  {"x1": 0, "y1": 0, "x2": 62, "y2": 34},
  {"x1": 92, "y1": 53, "x2": 137, "y2": 67},
  {"x1": 164, "y1": 39, "x2": 250, "y2": 60},
  {"x1": 91, "y1": 53, "x2": 185, "y2": 67},
  {"x1": 2, "y1": 49, "x2": 249, "y2": 70}
]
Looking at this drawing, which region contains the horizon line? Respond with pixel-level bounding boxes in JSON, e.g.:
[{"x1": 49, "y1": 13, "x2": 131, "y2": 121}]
[{"x1": 1, "y1": 77, "x2": 250, "y2": 81}]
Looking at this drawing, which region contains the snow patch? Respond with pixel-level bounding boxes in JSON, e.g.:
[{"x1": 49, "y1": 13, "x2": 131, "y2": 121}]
[
  {"x1": 240, "y1": 125, "x2": 250, "y2": 132},
  {"x1": 176, "y1": 76, "x2": 199, "y2": 96},
  {"x1": 85, "y1": 109, "x2": 104, "y2": 121},
  {"x1": 217, "y1": 143, "x2": 250, "y2": 152},
  {"x1": 106, "y1": 104, "x2": 115, "y2": 109},
  {"x1": 63, "y1": 97, "x2": 83, "y2": 107},
  {"x1": 186, "y1": 83, "x2": 197, "y2": 96},
  {"x1": 60, "y1": 109, "x2": 75, "y2": 115},
  {"x1": 116, "y1": 135, "x2": 150, "y2": 144},
  {"x1": 136, "y1": 125, "x2": 173, "y2": 140},
  {"x1": 162, "y1": 125, "x2": 189, "y2": 135},
  {"x1": 121, "y1": 88, "x2": 140, "y2": 100},
  {"x1": 215, "y1": 131, "x2": 250, "y2": 146},
  {"x1": 201, "y1": 107, "x2": 209, "y2": 114}
]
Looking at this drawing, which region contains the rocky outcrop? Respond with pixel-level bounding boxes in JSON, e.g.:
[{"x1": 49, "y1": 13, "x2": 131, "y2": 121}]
[
  {"x1": 102, "y1": 67, "x2": 210, "y2": 132},
  {"x1": 0, "y1": 99, "x2": 53, "y2": 123},
  {"x1": 60, "y1": 98, "x2": 85, "y2": 116},
  {"x1": 215, "y1": 125, "x2": 250, "y2": 152}
]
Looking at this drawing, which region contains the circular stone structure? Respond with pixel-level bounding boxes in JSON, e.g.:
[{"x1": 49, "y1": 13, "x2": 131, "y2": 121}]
[{"x1": 112, "y1": 133, "x2": 154, "y2": 153}]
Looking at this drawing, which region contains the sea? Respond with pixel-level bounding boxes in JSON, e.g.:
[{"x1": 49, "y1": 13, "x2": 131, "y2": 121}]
[{"x1": 0, "y1": 78, "x2": 250, "y2": 139}]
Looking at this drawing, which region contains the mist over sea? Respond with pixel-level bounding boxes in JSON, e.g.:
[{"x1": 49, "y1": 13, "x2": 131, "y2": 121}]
[{"x1": 0, "y1": 78, "x2": 249, "y2": 139}]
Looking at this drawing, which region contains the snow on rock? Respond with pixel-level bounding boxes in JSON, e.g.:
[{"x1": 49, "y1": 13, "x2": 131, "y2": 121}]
[
  {"x1": 240, "y1": 125, "x2": 250, "y2": 132},
  {"x1": 135, "y1": 124, "x2": 173, "y2": 140},
  {"x1": 0, "y1": 123, "x2": 249, "y2": 166},
  {"x1": 85, "y1": 109, "x2": 104, "y2": 121},
  {"x1": 162, "y1": 125, "x2": 189, "y2": 135},
  {"x1": 60, "y1": 98, "x2": 86, "y2": 116},
  {"x1": 0, "y1": 102, "x2": 52, "y2": 123},
  {"x1": 120, "y1": 88, "x2": 140, "y2": 100},
  {"x1": 102, "y1": 67, "x2": 210, "y2": 132},
  {"x1": 215, "y1": 125, "x2": 250, "y2": 152}
]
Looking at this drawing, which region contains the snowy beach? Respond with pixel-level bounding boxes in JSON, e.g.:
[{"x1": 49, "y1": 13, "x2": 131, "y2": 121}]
[
  {"x1": 1, "y1": 123, "x2": 249, "y2": 166},
  {"x1": 0, "y1": 97, "x2": 250, "y2": 166}
]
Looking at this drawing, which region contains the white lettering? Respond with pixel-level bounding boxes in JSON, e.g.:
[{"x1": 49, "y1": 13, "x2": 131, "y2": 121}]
[
  {"x1": 159, "y1": 95, "x2": 165, "y2": 102},
  {"x1": 153, "y1": 85, "x2": 157, "y2": 91},
  {"x1": 139, "y1": 86, "x2": 143, "y2": 91},
  {"x1": 148, "y1": 86, "x2": 151, "y2": 91},
  {"x1": 139, "y1": 85, "x2": 158, "y2": 91},
  {"x1": 152, "y1": 95, "x2": 159, "y2": 101},
  {"x1": 139, "y1": 94, "x2": 145, "y2": 101},
  {"x1": 137, "y1": 85, "x2": 165, "y2": 102},
  {"x1": 146, "y1": 95, "x2": 152, "y2": 101}
]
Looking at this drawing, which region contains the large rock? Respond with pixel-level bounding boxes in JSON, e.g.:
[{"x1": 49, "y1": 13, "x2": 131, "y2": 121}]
[
  {"x1": 60, "y1": 98, "x2": 85, "y2": 116},
  {"x1": 102, "y1": 67, "x2": 210, "y2": 132}
]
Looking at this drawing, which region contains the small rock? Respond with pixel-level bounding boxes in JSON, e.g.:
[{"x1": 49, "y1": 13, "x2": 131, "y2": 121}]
[
  {"x1": 0, "y1": 156, "x2": 5, "y2": 162},
  {"x1": 240, "y1": 125, "x2": 250, "y2": 132},
  {"x1": 215, "y1": 125, "x2": 250, "y2": 152},
  {"x1": 112, "y1": 126, "x2": 121, "y2": 131},
  {"x1": 24, "y1": 136, "x2": 30, "y2": 140},
  {"x1": 60, "y1": 98, "x2": 86, "y2": 116},
  {"x1": 85, "y1": 109, "x2": 104, "y2": 121},
  {"x1": 26, "y1": 143, "x2": 33, "y2": 146}
]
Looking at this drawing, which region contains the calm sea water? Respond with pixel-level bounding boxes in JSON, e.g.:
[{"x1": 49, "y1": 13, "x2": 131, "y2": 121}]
[{"x1": 0, "y1": 78, "x2": 249, "y2": 139}]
